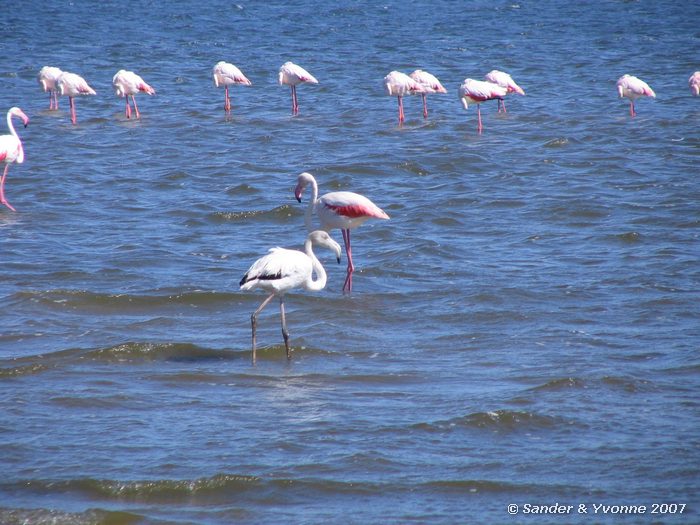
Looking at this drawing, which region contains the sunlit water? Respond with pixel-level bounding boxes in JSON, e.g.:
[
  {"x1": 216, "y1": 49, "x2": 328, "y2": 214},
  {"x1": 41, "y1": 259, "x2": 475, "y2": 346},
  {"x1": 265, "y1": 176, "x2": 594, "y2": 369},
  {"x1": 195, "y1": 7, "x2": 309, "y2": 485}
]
[{"x1": 1, "y1": 1, "x2": 699, "y2": 523}]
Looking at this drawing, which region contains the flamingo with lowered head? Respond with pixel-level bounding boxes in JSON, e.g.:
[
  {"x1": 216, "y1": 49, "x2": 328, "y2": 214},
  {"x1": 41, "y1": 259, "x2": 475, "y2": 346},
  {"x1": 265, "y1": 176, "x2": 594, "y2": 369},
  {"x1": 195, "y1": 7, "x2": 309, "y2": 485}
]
[
  {"x1": 0, "y1": 107, "x2": 30, "y2": 212},
  {"x1": 409, "y1": 69, "x2": 447, "y2": 118},
  {"x1": 294, "y1": 172, "x2": 390, "y2": 293},
  {"x1": 484, "y1": 69, "x2": 525, "y2": 112},
  {"x1": 689, "y1": 71, "x2": 700, "y2": 96},
  {"x1": 616, "y1": 74, "x2": 655, "y2": 117},
  {"x1": 213, "y1": 61, "x2": 252, "y2": 113},
  {"x1": 458, "y1": 78, "x2": 508, "y2": 132},
  {"x1": 240, "y1": 230, "x2": 341, "y2": 363},
  {"x1": 37, "y1": 66, "x2": 63, "y2": 110},
  {"x1": 56, "y1": 71, "x2": 96, "y2": 125},
  {"x1": 383, "y1": 71, "x2": 424, "y2": 124},
  {"x1": 278, "y1": 61, "x2": 318, "y2": 115},
  {"x1": 112, "y1": 69, "x2": 156, "y2": 119}
]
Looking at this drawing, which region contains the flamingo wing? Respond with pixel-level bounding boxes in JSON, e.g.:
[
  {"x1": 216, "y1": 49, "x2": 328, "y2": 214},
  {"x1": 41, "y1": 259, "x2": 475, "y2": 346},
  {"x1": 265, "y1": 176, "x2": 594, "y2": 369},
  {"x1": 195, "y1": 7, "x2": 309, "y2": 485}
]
[{"x1": 240, "y1": 248, "x2": 311, "y2": 291}]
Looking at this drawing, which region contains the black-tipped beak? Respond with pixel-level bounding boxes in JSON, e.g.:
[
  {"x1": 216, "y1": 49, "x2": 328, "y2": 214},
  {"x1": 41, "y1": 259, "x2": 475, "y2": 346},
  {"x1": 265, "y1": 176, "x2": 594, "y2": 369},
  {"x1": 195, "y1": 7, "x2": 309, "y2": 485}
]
[
  {"x1": 296, "y1": 197, "x2": 302, "y2": 203},
  {"x1": 336, "y1": 256, "x2": 341, "y2": 264}
]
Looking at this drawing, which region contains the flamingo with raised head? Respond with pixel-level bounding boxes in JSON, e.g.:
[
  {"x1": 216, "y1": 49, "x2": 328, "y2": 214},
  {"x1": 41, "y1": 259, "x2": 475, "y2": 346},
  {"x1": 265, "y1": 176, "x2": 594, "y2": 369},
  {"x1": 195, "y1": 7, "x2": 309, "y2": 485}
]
[
  {"x1": 278, "y1": 61, "x2": 318, "y2": 115},
  {"x1": 484, "y1": 69, "x2": 525, "y2": 112},
  {"x1": 689, "y1": 72, "x2": 700, "y2": 96},
  {"x1": 240, "y1": 230, "x2": 341, "y2": 363},
  {"x1": 383, "y1": 71, "x2": 424, "y2": 123},
  {"x1": 56, "y1": 71, "x2": 96, "y2": 125},
  {"x1": 0, "y1": 107, "x2": 29, "y2": 212},
  {"x1": 37, "y1": 66, "x2": 63, "y2": 110},
  {"x1": 409, "y1": 69, "x2": 447, "y2": 118},
  {"x1": 616, "y1": 74, "x2": 655, "y2": 117},
  {"x1": 213, "y1": 61, "x2": 252, "y2": 113},
  {"x1": 458, "y1": 78, "x2": 507, "y2": 132},
  {"x1": 294, "y1": 172, "x2": 390, "y2": 293},
  {"x1": 112, "y1": 69, "x2": 155, "y2": 120}
]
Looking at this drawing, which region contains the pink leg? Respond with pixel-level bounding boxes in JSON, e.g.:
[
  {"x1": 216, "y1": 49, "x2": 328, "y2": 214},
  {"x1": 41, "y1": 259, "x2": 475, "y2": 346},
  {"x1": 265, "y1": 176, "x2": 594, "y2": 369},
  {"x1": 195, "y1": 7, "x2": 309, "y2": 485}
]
[
  {"x1": 125, "y1": 98, "x2": 131, "y2": 119},
  {"x1": 477, "y1": 105, "x2": 483, "y2": 132},
  {"x1": 69, "y1": 97, "x2": 77, "y2": 125},
  {"x1": 291, "y1": 86, "x2": 299, "y2": 115},
  {"x1": 397, "y1": 96, "x2": 404, "y2": 123},
  {"x1": 131, "y1": 96, "x2": 140, "y2": 119},
  {"x1": 48, "y1": 92, "x2": 54, "y2": 110},
  {"x1": 342, "y1": 228, "x2": 354, "y2": 293},
  {"x1": 224, "y1": 86, "x2": 231, "y2": 112},
  {"x1": 54, "y1": 91, "x2": 59, "y2": 110},
  {"x1": 630, "y1": 101, "x2": 636, "y2": 117},
  {"x1": 422, "y1": 94, "x2": 428, "y2": 119},
  {"x1": 0, "y1": 164, "x2": 15, "y2": 212}
]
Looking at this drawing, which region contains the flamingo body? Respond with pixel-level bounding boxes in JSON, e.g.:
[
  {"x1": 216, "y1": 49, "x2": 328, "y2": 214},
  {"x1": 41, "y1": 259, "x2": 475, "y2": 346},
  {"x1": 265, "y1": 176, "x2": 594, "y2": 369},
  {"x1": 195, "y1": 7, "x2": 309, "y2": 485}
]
[
  {"x1": 112, "y1": 69, "x2": 155, "y2": 119},
  {"x1": 295, "y1": 172, "x2": 389, "y2": 293},
  {"x1": 278, "y1": 61, "x2": 318, "y2": 115},
  {"x1": 383, "y1": 71, "x2": 424, "y2": 123},
  {"x1": 56, "y1": 71, "x2": 96, "y2": 125},
  {"x1": 213, "y1": 61, "x2": 252, "y2": 113},
  {"x1": 689, "y1": 71, "x2": 700, "y2": 96},
  {"x1": 0, "y1": 107, "x2": 29, "y2": 212},
  {"x1": 240, "y1": 230, "x2": 341, "y2": 362},
  {"x1": 458, "y1": 78, "x2": 507, "y2": 132},
  {"x1": 37, "y1": 66, "x2": 63, "y2": 110},
  {"x1": 616, "y1": 74, "x2": 655, "y2": 117},
  {"x1": 484, "y1": 69, "x2": 525, "y2": 112},
  {"x1": 409, "y1": 69, "x2": 447, "y2": 118}
]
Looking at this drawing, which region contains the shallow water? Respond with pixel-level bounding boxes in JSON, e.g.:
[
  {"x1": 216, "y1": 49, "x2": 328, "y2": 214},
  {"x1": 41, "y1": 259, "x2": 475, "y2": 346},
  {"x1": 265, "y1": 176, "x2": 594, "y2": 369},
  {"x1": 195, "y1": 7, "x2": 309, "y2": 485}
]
[{"x1": 1, "y1": 1, "x2": 699, "y2": 523}]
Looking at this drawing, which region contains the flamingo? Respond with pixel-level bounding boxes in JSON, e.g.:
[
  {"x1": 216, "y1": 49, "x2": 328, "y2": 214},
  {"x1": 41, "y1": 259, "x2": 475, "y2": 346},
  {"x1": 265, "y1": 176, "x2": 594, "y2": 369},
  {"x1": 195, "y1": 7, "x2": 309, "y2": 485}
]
[
  {"x1": 56, "y1": 71, "x2": 96, "y2": 125},
  {"x1": 383, "y1": 71, "x2": 424, "y2": 123},
  {"x1": 0, "y1": 107, "x2": 30, "y2": 212},
  {"x1": 212, "y1": 61, "x2": 252, "y2": 113},
  {"x1": 294, "y1": 172, "x2": 390, "y2": 293},
  {"x1": 112, "y1": 69, "x2": 155, "y2": 120},
  {"x1": 409, "y1": 69, "x2": 447, "y2": 118},
  {"x1": 484, "y1": 69, "x2": 525, "y2": 112},
  {"x1": 278, "y1": 61, "x2": 318, "y2": 115},
  {"x1": 616, "y1": 74, "x2": 655, "y2": 117},
  {"x1": 37, "y1": 66, "x2": 63, "y2": 110},
  {"x1": 689, "y1": 71, "x2": 700, "y2": 96},
  {"x1": 240, "y1": 230, "x2": 341, "y2": 363},
  {"x1": 458, "y1": 78, "x2": 507, "y2": 132}
]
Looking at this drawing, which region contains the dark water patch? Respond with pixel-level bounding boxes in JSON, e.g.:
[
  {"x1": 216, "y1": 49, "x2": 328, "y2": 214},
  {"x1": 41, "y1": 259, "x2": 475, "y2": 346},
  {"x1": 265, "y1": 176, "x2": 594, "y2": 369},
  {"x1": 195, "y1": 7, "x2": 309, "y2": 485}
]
[
  {"x1": 601, "y1": 376, "x2": 655, "y2": 393},
  {"x1": 413, "y1": 410, "x2": 574, "y2": 433},
  {"x1": 0, "y1": 507, "x2": 144, "y2": 525},
  {"x1": 530, "y1": 377, "x2": 585, "y2": 392},
  {"x1": 84, "y1": 342, "x2": 235, "y2": 363},
  {"x1": 209, "y1": 204, "x2": 297, "y2": 223}
]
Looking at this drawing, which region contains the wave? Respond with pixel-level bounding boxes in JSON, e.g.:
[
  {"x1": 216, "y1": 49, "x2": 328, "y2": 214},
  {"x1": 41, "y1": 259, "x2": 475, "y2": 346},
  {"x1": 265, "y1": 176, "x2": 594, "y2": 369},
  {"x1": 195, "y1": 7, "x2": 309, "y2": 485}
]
[
  {"x1": 412, "y1": 409, "x2": 570, "y2": 433},
  {"x1": 209, "y1": 204, "x2": 298, "y2": 223},
  {"x1": 0, "y1": 507, "x2": 143, "y2": 525}
]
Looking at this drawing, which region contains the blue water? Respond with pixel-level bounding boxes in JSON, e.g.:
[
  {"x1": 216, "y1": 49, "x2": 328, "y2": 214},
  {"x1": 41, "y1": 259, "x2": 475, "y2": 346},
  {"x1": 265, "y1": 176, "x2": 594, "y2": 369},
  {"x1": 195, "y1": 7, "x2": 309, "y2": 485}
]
[{"x1": 1, "y1": 1, "x2": 699, "y2": 523}]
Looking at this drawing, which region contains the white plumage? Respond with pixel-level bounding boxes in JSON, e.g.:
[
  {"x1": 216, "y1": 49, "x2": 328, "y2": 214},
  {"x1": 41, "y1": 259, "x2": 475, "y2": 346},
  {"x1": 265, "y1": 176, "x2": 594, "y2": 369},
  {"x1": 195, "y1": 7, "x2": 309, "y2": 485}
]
[
  {"x1": 112, "y1": 69, "x2": 155, "y2": 119},
  {"x1": 213, "y1": 61, "x2": 252, "y2": 113},
  {"x1": 56, "y1": 71, "x2": 96, "y2": 125},
  {"x1": 37, "y1": 66, "x2": 63, "y2": 110},
  {"x1": 0, "y1": 107, "x2": 29, "y2": 212},
  {"x1": 278, "y1": 61, "x2": 318, "y2": 115}
]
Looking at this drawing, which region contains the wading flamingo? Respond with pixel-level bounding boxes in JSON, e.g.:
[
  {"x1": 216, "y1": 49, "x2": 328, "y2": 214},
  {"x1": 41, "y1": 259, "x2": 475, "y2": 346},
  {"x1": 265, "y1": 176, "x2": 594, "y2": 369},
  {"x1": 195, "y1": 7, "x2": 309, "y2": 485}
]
[
  {"x1": 689, "y1": 72, "x2": 700, "y2": 96},
  {"x1": 484, "y1": 69, "x2": 525, "y2": 112},
  {"x1": 409, "y1": 69, "x2": 447, "y2": 118},
  {"x1": 240, "y1": 230, "x2": 341, "y2": 363},
  {"x1": 294, "y1": 172, "x2": 390, "y2": 293},
  {"x1": 383, "y1": 71, "x2": 424, "y2": 124},
  {"x1": 112, "y1": 69, "x2": 155, "y2": 119},
  {"x1": 37, "y1": 66, "x2": 63, "y2": 110},
  {"x1": 458, "y1": 78, "x2": 507, "y2": 132},
  {"x1": 213, "y1": 61, "x2": 252, "y2": 113},
  {"x1": 56, "y1": 71, "x2": 96, "y2": 125},
  {"x1": 278, "y1": 61, "x2": 318, "y2": 115},
  {"x1": 0, "y1": 107, "x2": 30, "y2": 212},
  {"x1": 616, "y1": 74, "x2": 655, "y2": 117}
]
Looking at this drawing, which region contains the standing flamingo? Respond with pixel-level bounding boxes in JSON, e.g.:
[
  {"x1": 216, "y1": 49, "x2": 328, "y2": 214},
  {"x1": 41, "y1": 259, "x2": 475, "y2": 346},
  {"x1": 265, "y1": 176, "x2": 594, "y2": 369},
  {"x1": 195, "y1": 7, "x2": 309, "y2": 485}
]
[
  {"x1": 294, "y1": 172, "x2": 390, "y2": 293},
  {"x1": 278, "y1": 61, "x2": 318, "y2": 115},
  {"x1": 56, "y1": 71, "x2": 96, "y2": 125},
  {"x1": 212, "y1": 61, "x2": 252, "y2": 114},
  {"x1": 484, "y1": 69, "x2": 525, "y2": 112},
  {"x1": 37, "y1": 66, "x2": 63, "y2": 110},
  {"x1": 458, "y1": 78, "x2": 507, "y2": 132},
  {"x1": 689, "y1": 72, "x2": 700, "y2": 96},
  {"x1": 616, "y1": 74, "x2": 655, "y2": 117},
  {"x1": 0, "y1": 107, "x2": 30, "y2": 212},
  {"x1": 409, "y1": 69, "x2": 447, "y2": 118},
  {"x1": 240, "y1": 230, "x2": 341, "y2": 363},
  {"x1": 383, "y1": 71, "x2": 424, "y2": 124},
  {"x1": 112, "y1": 69, "x2": 155, "y2": 120}
]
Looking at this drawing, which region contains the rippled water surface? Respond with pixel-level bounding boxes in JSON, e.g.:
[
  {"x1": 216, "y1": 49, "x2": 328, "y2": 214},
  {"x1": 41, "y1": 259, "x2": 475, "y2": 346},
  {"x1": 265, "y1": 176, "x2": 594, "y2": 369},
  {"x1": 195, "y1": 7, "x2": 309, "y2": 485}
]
[{"x1": 1, "y1": 1, "x2": 699, "y2": 523}]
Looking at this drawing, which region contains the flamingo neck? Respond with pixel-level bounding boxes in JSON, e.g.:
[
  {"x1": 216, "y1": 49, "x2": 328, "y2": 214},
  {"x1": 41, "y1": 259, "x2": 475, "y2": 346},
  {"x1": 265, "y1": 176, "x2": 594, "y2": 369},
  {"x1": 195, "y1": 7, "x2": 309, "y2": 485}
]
[
  {"x1": 303, "y1": 238, "x2": 327, "y2": 292},
  {"x1": 304, "y1": 176, "x2": 319, "y2": 232},
  {"x1": 6, "y1": 111, "x2": 24, "y2": 163}
]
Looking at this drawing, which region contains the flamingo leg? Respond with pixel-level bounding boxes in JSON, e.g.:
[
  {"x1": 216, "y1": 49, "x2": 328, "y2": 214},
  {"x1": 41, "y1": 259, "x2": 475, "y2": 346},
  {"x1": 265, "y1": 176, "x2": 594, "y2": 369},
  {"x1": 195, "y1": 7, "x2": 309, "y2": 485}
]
[
  {"x1": 291, "y1": 85, "x2": 299, "y2": 115},
  {"x1": 53, "y1": 91, "x2": 59, "y2": 110},
  {"x1": 250, "y1": 292, "x2": 275, "y2": 364},
  {"x1": 477, "y1": 104, "x2": 483, "y2": 133},
  {"x1": 397, "y1": 96, "x2": 404, "y2": 124},
  {"x1": 125, "y1": 98, "x2": 131, "y2": 119},
  {"x1": 279, "y1": 297, "x2": 292, "y2": 359},
  {"x1": 422, "y1": 94, "x2": 428, "y2": 119},
  {"x1": 69, "y1": 97, "x2": 77, "y2": 125},
  {"x1": 0, "y1": 164, "x2": 16, "y2": 212},
  {"x1": 131, "y1": 95, "x2": 141, "y2": 119},
  {"x1": 342, "y1": 228, "x2": 354, "y2": 293},
  {"x1": 224, "y1": 86, "x2": 231, "y2": 113},
  {"x1": 48, "y1": 92, "x2": 54, "y2": 110},
  {"x1": 630, "y1": 101, "x2": 636, "y2": 117}
]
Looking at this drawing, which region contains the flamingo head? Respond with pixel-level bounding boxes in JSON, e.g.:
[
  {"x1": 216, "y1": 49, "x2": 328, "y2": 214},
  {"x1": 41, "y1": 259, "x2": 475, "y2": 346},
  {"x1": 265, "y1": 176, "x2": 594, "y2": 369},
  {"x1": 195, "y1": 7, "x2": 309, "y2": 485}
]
[
  {"x1": 294, "y1": 172, "x2": 315, "y2": 202},
  {"x1": 9, "y1": 107, "x2": 29, "y2": 127}
]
